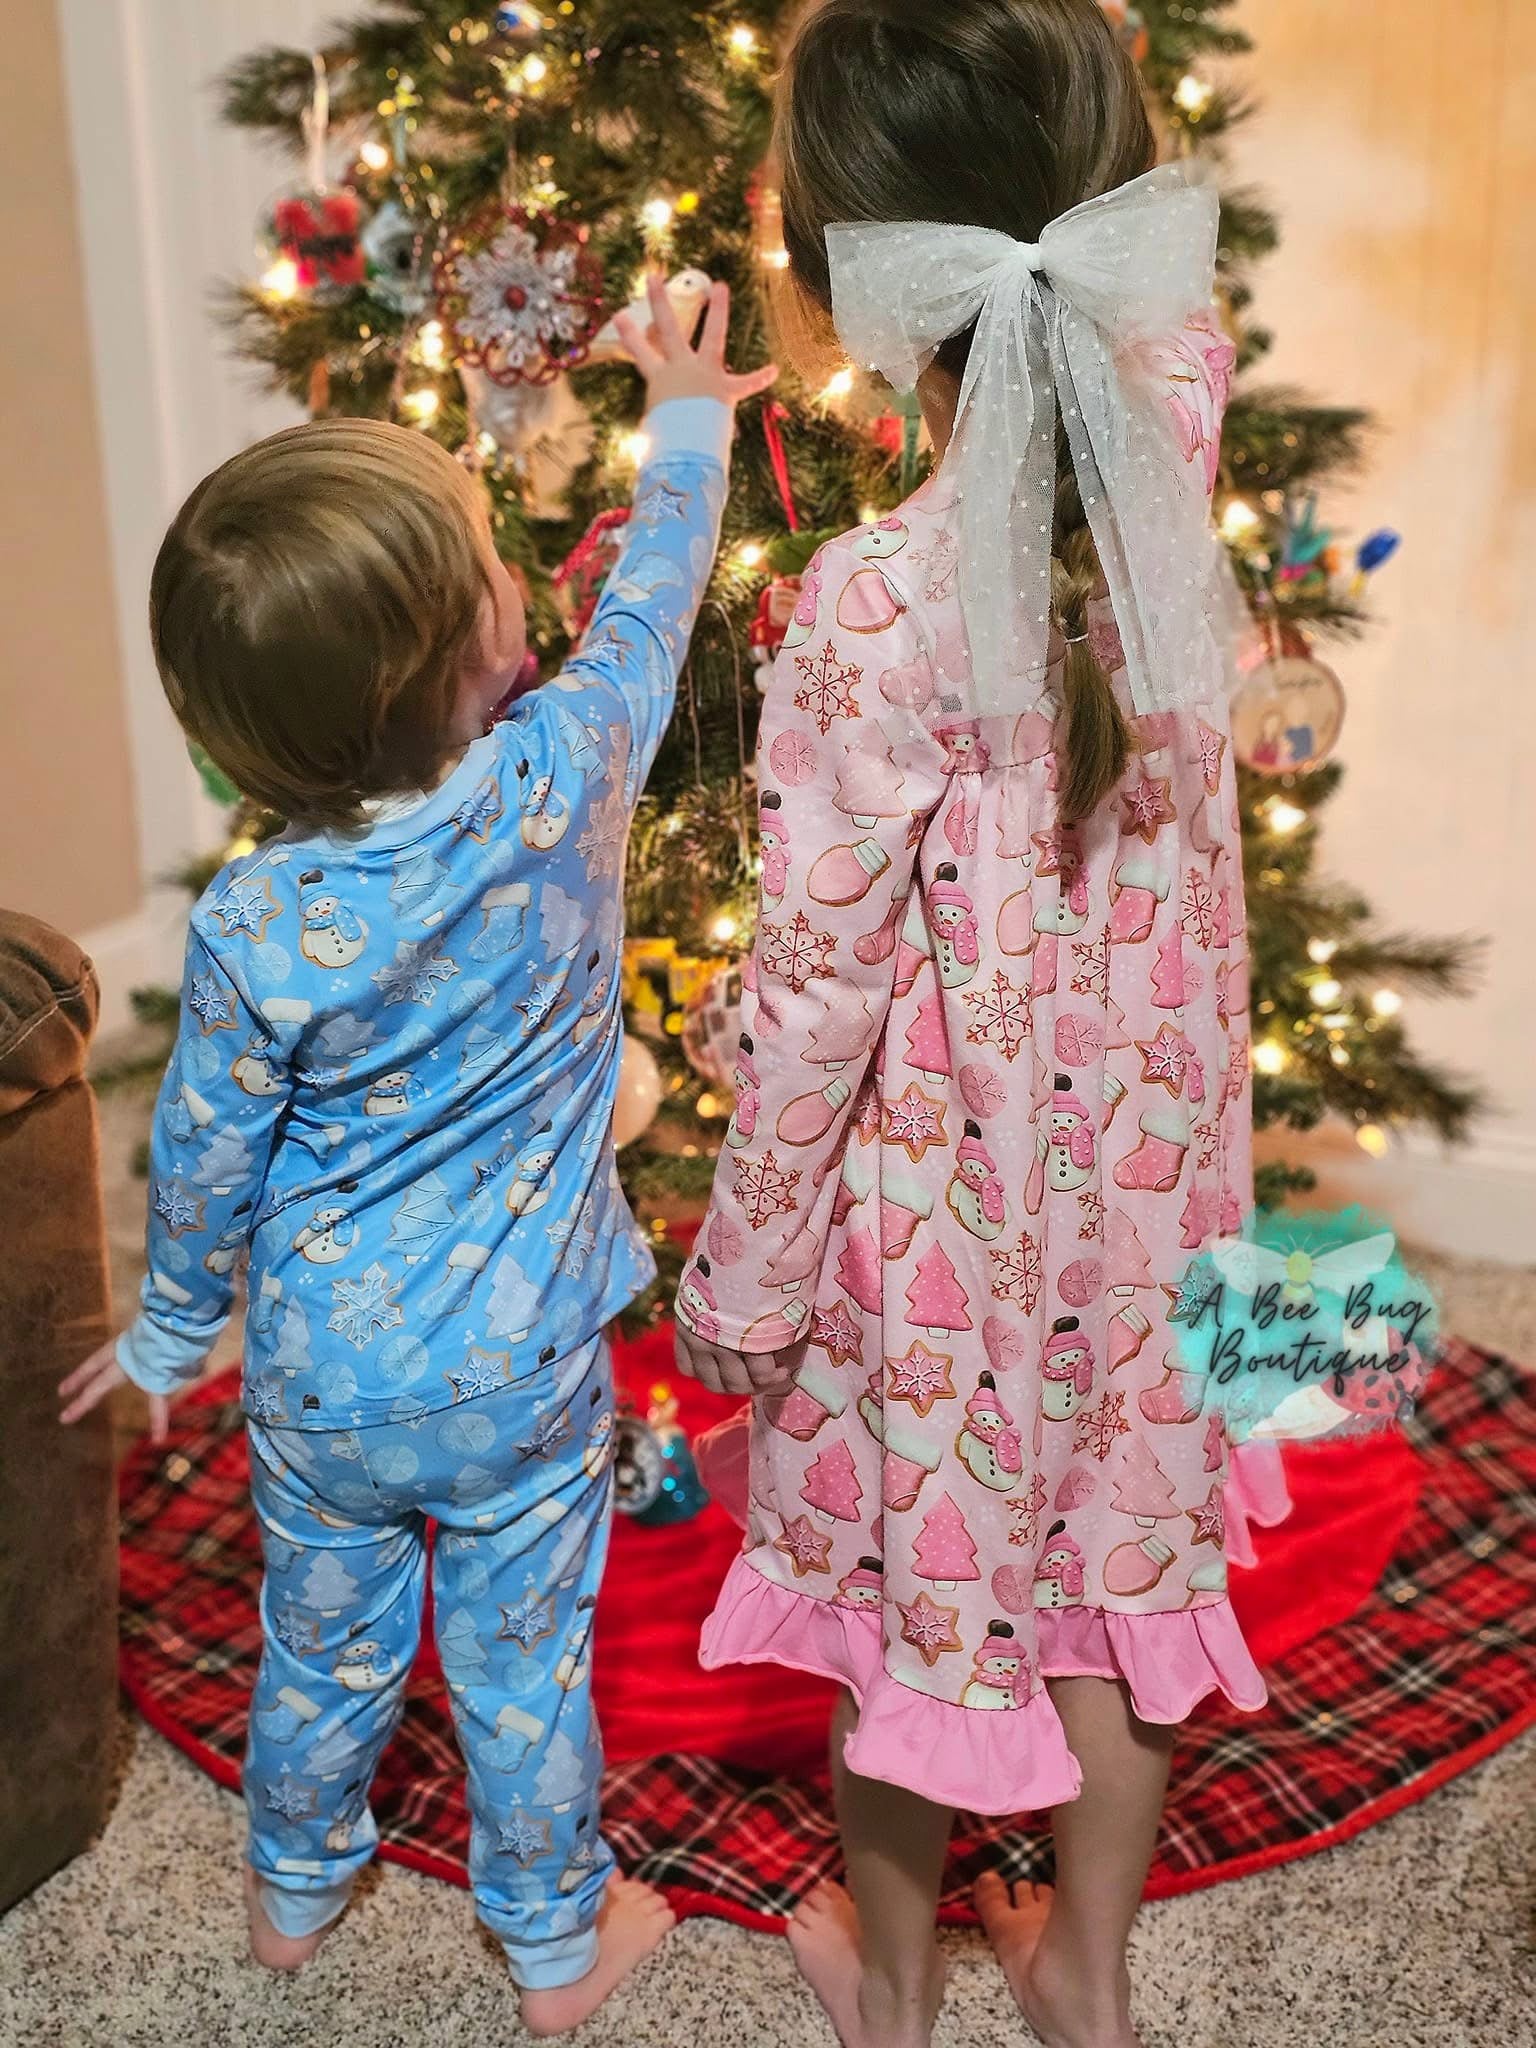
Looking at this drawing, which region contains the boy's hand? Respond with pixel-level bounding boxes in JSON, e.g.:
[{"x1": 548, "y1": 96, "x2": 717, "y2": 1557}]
[
  {"x1": 614, "y1": 274, "x2": 777, "y2": 413},
  {"x1": 674, "y1": 1324, "x2": 803, "y2": 1398},
  {"x1": 60, "y1": 1336, "x2": 171, "y2": 1443}
]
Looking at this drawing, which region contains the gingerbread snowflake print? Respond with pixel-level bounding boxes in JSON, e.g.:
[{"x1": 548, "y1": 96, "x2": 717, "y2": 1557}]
[
  {"x1": 885, "y1": 1341, "x2": 956, "y2": 1417},
  {"x1": 1006, "y1": 1474, "x2": 1047, "y2": 1549},
  {"x1": 1186, "y1": 1483, "x2": 1225, "y2": 1548},
  {"x1": 1119, "y1": 772, "x2": 1177, "y2": 844},
  {"x1": 811, "y1": 1301, "x2": 863, "y2": 1369},
  {"x1": 760, "y1": 910, "x2": 836, "y2": 994},
  {"x1": 1069, "y1": 926, "x2": 1112, "y2": 1002},
  {"x1": 989, "y1": 1232, "x2": 1043, "y2": 1313},
  {"x1": 882, "y1": 1083, "x2": 948, "y2": 1163},
  {"x1": 773, "y1": 1511, "x2": 833, "y2": 1578},
  {"x1": 1180, "y1": 867, "x2": 1217, "y2": 949},
  {"x1": 1191, "y1": 719, "x2": 1226, "y2": 794},
  {"x1": 1074, "y1": 1388, "x2": 1132, "y2": 1462},
  {"x1": 896, "y1": 1590, "x2": 963, "y2": 1667},
  {"x1": 963, "y1": 971, "x2": 1032, "y2": 1062},
  {"x1": 732, "y1": 1148, "x2": 801, "y2": 1229},
  {"x1": 1136, "y1": 1022, "x2": 1194, "y2": 1097},
  {"x1": 792, "y1": 640, "x2": 862, "y2": 735}
]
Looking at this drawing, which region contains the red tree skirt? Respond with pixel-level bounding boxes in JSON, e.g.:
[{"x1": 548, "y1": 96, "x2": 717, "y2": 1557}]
[{"x1": 119, "y1": 1337, "x2": 1536, "y2": 1928}]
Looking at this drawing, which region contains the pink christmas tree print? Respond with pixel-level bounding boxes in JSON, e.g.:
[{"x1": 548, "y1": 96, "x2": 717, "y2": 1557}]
[
  {"x1": 833, "y1": 738, "x2": 906, "y2": 823},
  {"x1": 803, "y1": 987, "x2": 875, "y2": 1072},
  {"x1": 1111, "y1": 1437, "x2": 1180, "y2": 1525},
  {"x1": 1150, "y1": 926, "x2": 1190, "y2": 1009},
  {"x1": 836, "y1": 1227, "x2": 884, "y2": 1315},
  {"x1": 1202, "y1": 1410, "x2": 1226, "y2": 1473},
  {"x1": 912, "y1": 1492, "x2": 980, "y2": 1588},
  {"x1": 904, "y1": 988, "x2": 952, "y2": 1080},
  {"x1": 1103, "y1": 1209, "x2": 1152, "y2": 1292},
  {"x1": 801, "y1": 1439, "x2": 864, "y2": 1523},
  {"x1": 905, "y1": 1243, "x2": 972, "y2": 1336},
  {"x1": 764, "y1": 1226, "x2": 821, "y2": 1292}
]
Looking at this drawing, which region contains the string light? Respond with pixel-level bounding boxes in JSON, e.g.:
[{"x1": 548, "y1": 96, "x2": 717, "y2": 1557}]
[
  {"x1": 640, "y1": 196, "x2": 674, "y2": 234},
  {"x1": 696, "y1": 1091, "x2": 722, "y2": 1120},
  {"x1": 226, "y1": 834, "x2": 259, "y2": 860},
  {"x1": 761, "y1": 247, "x2": 790, "y2": 269},
  {"x1": 1174, "y1": 73, "x2": 1214, "y2": 116},
  {"x1": 1220, "y1": 497, "x2": 1260, "y2": 541},
  {"x1": 1330, "y1": 1045, "x2": 1351, "y2": 1067},
  {"x1": 860, "y1": 504, "x2": 881, "y2": 525},
  {"x1": 261, "y1": 258, "x2": 300, "y2": 300},
  {"x1": 728, "y1": 24, "x2": 757, "y2": 54},
  {"x1": 676, "y1": 191, "x2": 700, "y2": 215},
  {"x1": 1265, "y1": 799, "x2": 1307, "y2": 834},
  {"x1": 618, "y1": 429, "x2": 651, "y2": 465},
  {"x1": 359, "y1": 139, "x2": 391, "y2": 171},
  {"x1": 1371, "y1": 988, "x2": 1403, "y2": 1017},
  {"x1": 710, "y1": 914, "x2": 739, "y2": 942},
  {"x1": 1311, "y1": 977, "x2": 1342, "y2": 1007},
  {"x1": 522, "y1": 53, "x2": 547, "y2": 83},
  {"x1": 401, "y1": 388, "x2": 440, "y2": 421},
  {"x1": 1252, "y1": 1041, "x2": 1287, "y2": 1076},
  {"x1": 1307, "y1": 938, "x2": 1338, "y2": 964},
  {"x1": 822, "y1": 366, "x2": 855, "y2": 402},
  {"x1": 735, "y1": 541, "x2": 765, "y2": 569},
  {"x1": 1356, "y1": 1124, "x2": 1390, "y2": 1159},
  {"x1": 417, "y1": 318, "x2": 447, "y2": 369}
]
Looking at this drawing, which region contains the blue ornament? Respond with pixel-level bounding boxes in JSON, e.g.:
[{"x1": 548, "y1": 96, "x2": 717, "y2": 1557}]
[{"x1": 1356, "y1": 528, "x2": 1401, "y2": 576}]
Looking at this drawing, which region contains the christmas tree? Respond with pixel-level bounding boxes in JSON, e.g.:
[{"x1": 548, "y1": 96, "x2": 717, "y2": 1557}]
[{"x1": 197, "y1": 0, "x2": 1479, "y2": 1318}]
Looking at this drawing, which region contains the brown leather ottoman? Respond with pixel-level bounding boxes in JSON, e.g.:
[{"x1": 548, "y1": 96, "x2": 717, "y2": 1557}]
[{"x1": 0, "y1": 911, "x2": 118, "y2": 1910}]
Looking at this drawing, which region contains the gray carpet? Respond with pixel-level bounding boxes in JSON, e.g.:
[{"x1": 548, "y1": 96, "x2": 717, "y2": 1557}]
[{"x1": 1, "y1": 1084, "x2": 1531, "y2": 2047}]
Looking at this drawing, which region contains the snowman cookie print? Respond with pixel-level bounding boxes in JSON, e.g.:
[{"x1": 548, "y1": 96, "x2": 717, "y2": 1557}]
[
  {"x1": 945, "y1": 1121, "x2": 1007, "y2": 1241},
  {"x1": 955, "y1": 1371, "x2": 1024, "y2": 1490},
  {"x1": 1032, "y1": 1520, "x2": 1086, "y2": 1608},
  {"x1": 1025, "y1": 1073, "x2": 1098, "y2": 1213},
  {"x1": 959, "y1": 1620, "x2": 1027, "y2": 1708},
  {"x1": 834, "y1": 1556, "x2": 884, "y2": 1613},
  {"x1": 516, "y1": 759, "x2": 571, "y2": 850},
  {"x1": 333, "y1": 1638, "x2": 393, "y2": 1693},
  {"x1": 292, "y1": 1195, "x2": 358, "y2": 1265},
  {"x1": 232, "y1": 1034, "x2": 283, "y2": 1097},
  {"x1": 928, "y1": 864, "x2": 980, "y2": 990},
  {"x1": 297, "y1": 870, "x2": 368, "y2": 970},
  {"x1": 363, "y1": 1070, "x2": 413, "y2": 1118},
  {"x1": 1041, "y1": 1317, "x2": 1094, "y2": 1423}
]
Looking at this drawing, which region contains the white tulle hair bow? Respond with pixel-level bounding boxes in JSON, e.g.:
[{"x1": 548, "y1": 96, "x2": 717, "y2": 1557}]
[{"x1": 826, "y1": 162, "x2": 1226, "y2": 720}]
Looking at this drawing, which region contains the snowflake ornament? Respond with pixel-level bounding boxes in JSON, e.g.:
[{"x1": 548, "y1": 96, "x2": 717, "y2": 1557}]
[
  {"x1": 760, "y1": 910, "x2": 836, "y2": 994},
  {"x1": 435, "y1": 206, "x2": 604, "y2": 387},
  {"x1": 328, "y1": 1263, "x2": 405, "y2": 1351},
  {"x1": 732, "y1": 1148, "x2": 801, "y2": 1230},
  {"x1": 964, "y1": 971, "x2": 1032, "y2": 1063},
  {"x1": 1119, "y1": 772, "x2": 1177, "y2": 844},
  {"x1": 792, "y1": 640, "x2": 862, "y2": 734},
  {"x1": 264, "y1": 1771, "x2": 319, "y2": 1823},
  {"x1": 154, "y1": 1181, "x2": 206, "y2": 1238},
  {"x1": 1136, "y1": 1023, "x2": 1194, "y2": 1097}
]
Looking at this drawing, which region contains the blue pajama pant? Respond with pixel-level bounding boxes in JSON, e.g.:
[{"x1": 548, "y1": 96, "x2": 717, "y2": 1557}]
[{"x1": 242, "y1": 1335, "x2": 615, "y2": 1989}]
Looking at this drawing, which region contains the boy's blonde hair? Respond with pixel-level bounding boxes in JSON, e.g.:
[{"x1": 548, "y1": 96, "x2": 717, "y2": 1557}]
[{"x1": 150, "y1": 418, "x2": 496, "y2": 829}]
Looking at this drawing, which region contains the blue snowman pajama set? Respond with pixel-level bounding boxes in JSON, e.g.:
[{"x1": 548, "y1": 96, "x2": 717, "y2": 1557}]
[{"x1": 116, "y1": 399, "x2": 730, "y2": 1986}]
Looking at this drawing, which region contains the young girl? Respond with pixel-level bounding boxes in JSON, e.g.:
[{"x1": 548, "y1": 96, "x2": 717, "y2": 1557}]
[
  {"x1": 61, "y1": 279, "x2": 773, "y2": 2034},
  {"x1": 674, "y1": 5, "x2": 1265, "y2": 2044}
]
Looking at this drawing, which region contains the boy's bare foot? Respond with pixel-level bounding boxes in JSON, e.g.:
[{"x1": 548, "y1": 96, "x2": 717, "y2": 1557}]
[
  {"x1": 242, "y1": 1864, "x2": 338, "y2": 1972},
  {"x1": 519, "y1": 1877, "x2": 675, "y2": 2038},
  {"x1": 973, "y1": 1873, "x2": 1142, "y2": 2048},
  {"x1": 788, "y1": 1880, "x2": 944, "y2": 2048}
]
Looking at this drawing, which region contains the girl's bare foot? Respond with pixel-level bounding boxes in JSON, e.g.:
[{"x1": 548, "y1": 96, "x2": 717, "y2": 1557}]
[
  {"x1": 519, "y1": 1877, "x2": 675, "y2": 2038},
  {"x1": 242, "y1": 1864, "x2": 338, "y2": 1972},
  {"x1": 788, "y1": 1880, "x2": 944, "y2": 2048},
  {"x1": 973, "y1": 1872, "x2": 1141, "y2": 2048}
]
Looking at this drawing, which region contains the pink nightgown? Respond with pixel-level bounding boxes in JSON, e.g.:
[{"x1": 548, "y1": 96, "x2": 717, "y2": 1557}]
[{"x1": 676, "y1": 336, "x2": 1272, "y2": 1815}]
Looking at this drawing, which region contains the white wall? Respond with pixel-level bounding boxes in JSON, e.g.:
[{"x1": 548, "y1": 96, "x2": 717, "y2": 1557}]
[
  {"x1": 58, "y1": 0, "x2": 330, "y2": 1027},
  {"x1": 1231, "y1": 0, "x2": 1535, "y2": 1263}
]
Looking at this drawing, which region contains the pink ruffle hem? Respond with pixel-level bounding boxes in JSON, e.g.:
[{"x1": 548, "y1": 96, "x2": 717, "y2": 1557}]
[{"x1": 699, "y1": 1554, "x2": 1267, "y2": 1816}]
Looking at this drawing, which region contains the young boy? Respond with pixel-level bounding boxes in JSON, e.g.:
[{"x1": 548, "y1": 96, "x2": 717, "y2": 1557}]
[{"x1": 61, "y1": 278, "x2": 773, "y2": 2032}]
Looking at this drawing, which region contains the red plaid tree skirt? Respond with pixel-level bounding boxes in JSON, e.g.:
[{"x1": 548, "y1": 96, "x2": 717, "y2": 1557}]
[{"x1": 119, "y1": 1337, "x2": 1536, "y2": 1930}]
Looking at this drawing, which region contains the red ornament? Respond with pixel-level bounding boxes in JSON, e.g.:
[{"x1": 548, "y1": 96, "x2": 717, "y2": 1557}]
[
  {"x1": 749, "y1": 575, "x2": 802, "y2": 686},
  {"x1": 270, "y1": 190, "x2": 365, "y2": 296}
]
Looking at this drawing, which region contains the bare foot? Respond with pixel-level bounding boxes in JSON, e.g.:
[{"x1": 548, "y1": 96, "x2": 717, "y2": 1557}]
[
  {"x1": 519, "y1": 1877, "x2": 675, "y2": 2038},
  {"x1": 788, "y1": 1880, "x2": 943, "y2": 2048},
  {"x1": 242, "y1": 1865, "x2": 339, "y2": 1972},
  {"x1": 973, "y1": 1873, "x2": 1141, "y2": 2048}
]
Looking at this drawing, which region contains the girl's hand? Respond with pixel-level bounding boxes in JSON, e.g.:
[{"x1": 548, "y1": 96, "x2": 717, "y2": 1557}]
[
  {"x1": 614, "y1": 274, "x2": 777, "y2": 413},
  {"x1": 674, "y1": 1324, "x2": 804, "y2": 1398},
  {"x1": 60, "y1": 1337, "x2": 171, "y2": 1443}
]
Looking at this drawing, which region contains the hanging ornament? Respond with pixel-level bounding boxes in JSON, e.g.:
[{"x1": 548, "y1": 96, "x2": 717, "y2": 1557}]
[
  {"x1": 633, "y1": 1385, "x2": 710, "y2": 1525},
  {"x1": 680, "y1": 964, "x2": 745, "y2": 1089},
  {"x1": 551, "y1": 507, "x2": 632, "y2": 637},
  {"x1": 1231, "y1": 624, "x2": 1346, "y2": 776},
  {"x1": 257, "y1": 54, "x2": 365, "y2": 304},
  {"x1": 434, "y1": 205, "x2": 604, "y2": 387},
  {"x1": 1274, "y1": 493, "x2": 1339, "y2": 601},
  {"x1": 749, "y1": 575, "x2": 803, "y2": 689},
  {"x1": 760, "y1": 400, "x2": 800, "y2": 532},
  {"x1": 613, "y1": 1035, "x2": 663, "y2": 1146},
  {"x1": 361, "y1": 200, "x2": 433, "y2": 315},
  {"x1": 496, "y1": 0, "x2": 544, "y2": 33},
  {"x1": 1345, "y1": 527, "x2": 1402, "y2": 602},
  {"x1": 587, "y1": 269, "x2": 714, "y2": 362}
]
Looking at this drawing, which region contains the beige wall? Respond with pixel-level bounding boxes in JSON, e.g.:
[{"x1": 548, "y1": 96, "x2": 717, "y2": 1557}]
[
  {"x1": 0, "y1": 0, "x2": 139, "y2": 938},
  {"x1": 1234, "y1": 0, "x2": 1536, "y2": 1258}
]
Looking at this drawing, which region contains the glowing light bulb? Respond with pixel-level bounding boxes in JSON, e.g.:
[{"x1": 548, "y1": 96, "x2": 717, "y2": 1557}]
[
  {"x1": 696, "y1": 1091, "x2": 721, "y2": 1120},
  {"x1": 1371, "y1": 988, "x2": 1403, "y2": 1017},
  {"x1": 261, "y1": 258, "x2": 300, "y2": 300},
  {"x1": 1311, "y1": 977, "x2": 1342, "y2": 1007},
  {"x1": 1330, "y1": 1045, "x2": 1351, "y2": 1067},
  {"x1": 710, "y1": 914, "x2": 739, "y2": 943},
  {"x1": 401, "y1": 388, "x2": 440, "y2": 421},
  {"x1": 1220, "y1": 497, "x2": 1260, "y2": 541},
  {"x1": 1266, "y1": 799, "x2": 1306, "y2": 834},
  {"x1": 728, "y1": 24, "x2": 757, "y2": 54},
  {"x1": 619, "y1": 429, "x2": 651, "y2": 465},
  {"x1": 762, "y1": 247, "x2": 790, "y2": 270},
  {"x1": 823, "y1": 366, "x2": 855, "y2": 402},
  {"x1": 640, "y1": 197, "x2": 674, "y2": 233},
  {"x1": 359, "y1": 139, "x2": 391, "y2": 171},
  {"x1": 860, "y1": 505, "x2": 882, "y2": 526},
  {"x1": 735, "y1": 541, "x2": 765, "y2": 569},
  {"x1": 477, "y1": 430, "x2": 498, "y2": 458},
  {"x1": 676, "y1": 191, "x2": 700, "y2": 215},
  {"x1": 225, "y1": 834, "x2": 258, "y2": 860},
  {"x1": 1307, "y1": 938, "x2": 1338, "y2": 964},
  {"x1": 1356, "y1": 1123, "x2": 1390, "y2": 1159},
  {"x1": 417, "y1": 318, "x2": 446, "y2": 368},
  {"x1": 522, "y1": 52, "x2": 548, "y2": 82},
  {"x1": 1174, "y1": 73, "x2": 1213, "y2": 115},
  {"x1": 1252, "y1": 1041, "x2": 1287, "y2": 1076}
]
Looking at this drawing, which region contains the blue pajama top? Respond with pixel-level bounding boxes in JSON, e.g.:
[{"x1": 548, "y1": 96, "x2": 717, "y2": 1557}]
[{"x1": 118, "y1": 398, "x2": 729, "y2": 1430}]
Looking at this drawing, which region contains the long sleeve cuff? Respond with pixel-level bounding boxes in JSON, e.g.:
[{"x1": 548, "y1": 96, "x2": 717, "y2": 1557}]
[
  {"x1": 642, "y1": 396, "x2": 733, "y2": 470},
  {"x1": 117, "y1": 1312, "x2": 217, "y2": 1396}
]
